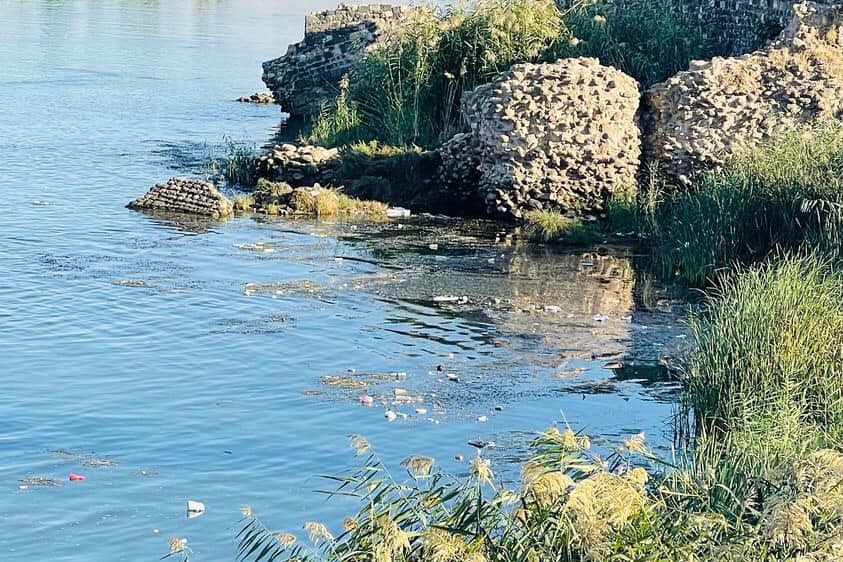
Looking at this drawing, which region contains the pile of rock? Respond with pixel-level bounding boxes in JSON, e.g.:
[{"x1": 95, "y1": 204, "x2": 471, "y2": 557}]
[
  {"x1": 643, "y1": 1, "x2": 843, "y2": 186},
  {"x1": 459, "y1": 58, "x2": 641, "y2": 219},
  {"x1": 127, "y1": 178, "x2": 233, "y2": 218},
  {"x1": 236, "y1": 92, "x2": 275, "y2": 104},
  {"x1": 255, "y1": 144, "x2": 342, "y2": 186},
  {"x1": 252, "y1": 179, "x2": 329, "y2": 215},
  {"x1": 261, "y1": 4, "x2": 411, "y2": 117}
]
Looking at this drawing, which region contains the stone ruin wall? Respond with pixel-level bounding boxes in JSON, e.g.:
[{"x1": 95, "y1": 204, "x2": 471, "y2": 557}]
[
  {"x1": 261, "y1": 4, "x2": 411, "y2": 116},
  {"x1": 565, "y1": 0, "x2": 836, "y2": 54},
  {"x1": 673, "y1": 0, "x2": 836, "y2": 53}
]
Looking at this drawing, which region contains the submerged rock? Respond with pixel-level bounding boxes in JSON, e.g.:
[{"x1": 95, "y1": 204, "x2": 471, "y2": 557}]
[
  {"x1": 643, "y1": 1, "x2": 843, "y2": 186},
  {"x1": 128, "y1": 178, "x2": 233, "y2": 219},
  {"x1": 236, "y1": 92, "x2": 275, "y2": 104}
]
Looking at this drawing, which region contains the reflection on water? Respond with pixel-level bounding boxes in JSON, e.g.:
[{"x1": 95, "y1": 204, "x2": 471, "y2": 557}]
[{"x1": 1, "y1": 2, "x2": 687, "y2": 561}]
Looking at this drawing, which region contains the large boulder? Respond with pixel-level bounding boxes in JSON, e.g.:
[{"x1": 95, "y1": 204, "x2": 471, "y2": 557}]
[
  {"x1": 261, "y1": 4, "x2": 410, "y2": 117},
  {"x1": 643, "y1": 1, "x2": 843, "y2": 186},
  {"x1": 460, "y1": 58, "x2": 641, "y2": 219},
  {"x1": 128, "y1": 178, "x2": 233, "y2": 218}
]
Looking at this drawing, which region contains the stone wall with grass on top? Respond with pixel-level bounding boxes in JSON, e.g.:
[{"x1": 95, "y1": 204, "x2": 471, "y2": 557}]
[
  {"x1": 261, "y1": 4, "x2": 411, "y2": 117},
  {"x1": 457, "y1": 57, "x2": 641, "y2": 219},
  {"x1": 643, "y1": 1, "x2": 843, "y2": 186}
]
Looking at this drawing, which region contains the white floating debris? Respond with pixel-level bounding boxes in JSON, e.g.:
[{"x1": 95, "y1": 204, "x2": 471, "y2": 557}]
[
  {"x1": 359, "y1": 393, "x2": 374, "y2": 406},
  {"x1": 186, "y1": 500, "x2": 206, "y2": 518},
  {"x1": 384, "y1": 410, "x2": 398, "y2": 422},
  {"x1": 543, "y1": 305, "x2": 561, "y2": 314},
  {"x1": 593, "y1": 314, "x2": 610, "y2": 322},
  {"x1": 446, "y1": 373, "x2": 460, "y2": 382},
  {"x1": 31, "y1": 200, "x2": 49, "y2": 206},
  {"x1": 415, "y1": 408, "x2": 428, "y2": 415},
  {"x1": 428, "y1": 243, "x2": 439, "y2": 251},
  {"x1": 477, "y1": 415, "x2": 488, "y2": 423},
  {"x1": 393, "y1": 388, "x2": 408, "y2": 397},
  {"x1": 397, "y1": 412, "x2": 409, "y2": 420},
  {"x1": 455, "y1": 455, "x2": 464, "y2": 461},
  {"x1": 433, "y1": 295, "x2": 459, "y2": 303},
  {"x1": 386, "y1": 207, "x2": 411, "y2": 219}
]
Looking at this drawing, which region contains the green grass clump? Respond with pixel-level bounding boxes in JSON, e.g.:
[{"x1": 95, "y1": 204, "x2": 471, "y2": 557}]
[
  {"x1": 652, "y1": 123, "x2": 843, "y2": 285},
  {"x1": 336, "y1": 193, "x2": 388, "y2": 221},
  {"x1": 233, "y1": 194, "x2": 255, "y2": 212},
  {"x1": 550, "y1": 0, "x2": 727, "y2": 88},
  {"x1": 525, "y1": 210, "x2": 603, "y2": 244},
  {"x1": 306, "y1": 0, "x2": 562, "y2": 148},
  {"x1": 682, "y1": 255, "x2": 843, "y2": 449},
  {"x1": 202, "y1": 137, "x2": 260, "y2": 187}
]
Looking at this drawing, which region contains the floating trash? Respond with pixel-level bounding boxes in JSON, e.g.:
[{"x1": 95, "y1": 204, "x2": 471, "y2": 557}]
[
  {"x1": 384, "y1": 410, "x2": 398, "y2": 422},
  {"x1": 186, "y1": 500, "x2": 206, "y2": 518},
  {"x1": 68, "y1": 473, "x2": 86, "y2": 482},
  {"x1": 32, "y1": 199, "x2": 49, "y2": 206},
  {"x1": 447, "y1": 373, "x2": 460, "y2": 382},
  {"x1": 477, "y1": 415, "x2": 489, "y2": 423},
  {"x1": 237, "y1": 242, "x2": 275, "y2": 253},
  {"x1": 359, "y1": 393, "x2": 374, "y2": 405},
  {"x1": 415, "y1": 408, "x2": 428, "y2": 415},
  {"x1": 386, "y1": 207, "x2": 411, "y2": 219},
  {"x1": 113, "y1": 279, "x2": 147, "y2": 288}
]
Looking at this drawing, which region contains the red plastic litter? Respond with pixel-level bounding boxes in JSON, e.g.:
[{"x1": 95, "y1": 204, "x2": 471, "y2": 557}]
[{"x1": 69, "y1": 473, "x2": 86, "y2": 482}]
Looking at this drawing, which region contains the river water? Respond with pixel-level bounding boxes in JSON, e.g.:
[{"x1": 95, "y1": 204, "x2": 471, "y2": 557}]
[{"x1": 0, "y1": 2, "x2": 687, "y2": 560}]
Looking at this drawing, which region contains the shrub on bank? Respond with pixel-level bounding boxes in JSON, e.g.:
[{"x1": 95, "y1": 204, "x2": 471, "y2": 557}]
[{"x1": 651, "y1": 122, "x2": 843, "y2": 285}]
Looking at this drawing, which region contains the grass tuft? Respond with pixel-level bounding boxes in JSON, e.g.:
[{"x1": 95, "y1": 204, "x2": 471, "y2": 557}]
[{"x1": 652, "y1": 122, "x2": 843, "y2": 285}]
